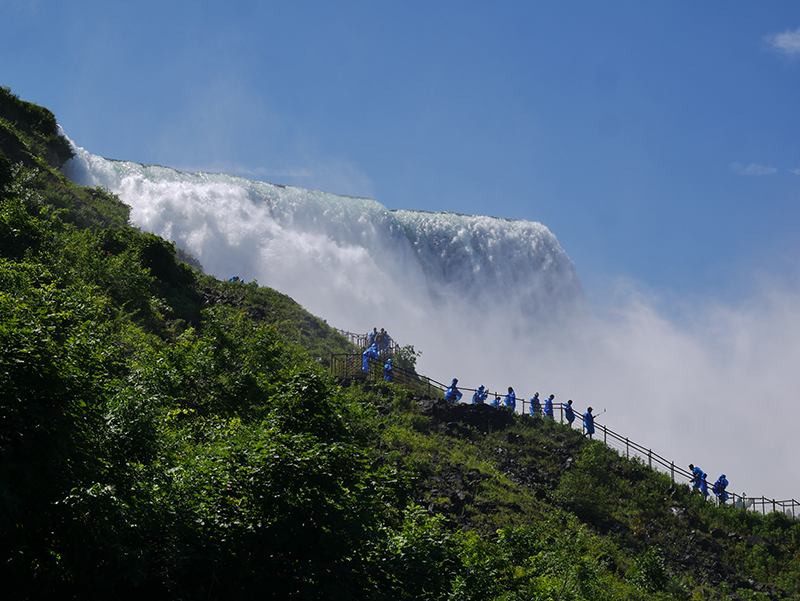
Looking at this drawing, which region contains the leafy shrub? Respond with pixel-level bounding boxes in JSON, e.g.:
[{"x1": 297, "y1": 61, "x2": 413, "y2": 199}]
[
  {"x1": 0, "y1": 258, "x2": 118, "y2": 593},
  {"x1": 628, "y1": 546, "x2": 669, "y2": 592},
  {"x1": 394, "y1": 344, "x2": 421, "y2": 372},
  {"x1": 370, "y1": 505, "x2": 461, "y2": 600}
]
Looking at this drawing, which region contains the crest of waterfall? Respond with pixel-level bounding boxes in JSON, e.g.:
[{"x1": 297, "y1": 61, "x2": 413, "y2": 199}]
[{"x1": 62, "y1": 132, "x2": 586, "y2": 383}]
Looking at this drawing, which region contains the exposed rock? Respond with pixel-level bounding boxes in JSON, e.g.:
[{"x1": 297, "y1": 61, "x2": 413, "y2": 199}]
[
  {"x1": 745, "y1": 535, "x2": 780, "y2": 557},
  {"x1": 418, "y1": 397, "x2": 516, "y2": 434}
]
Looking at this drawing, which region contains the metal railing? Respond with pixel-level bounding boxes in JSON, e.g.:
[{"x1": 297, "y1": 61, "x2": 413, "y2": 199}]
[
  {"x1": 335, "y1": 328, "x2": 399, "y2": 355},
  {"x1": 330, "y1": 353, "x2": 442, "y2": 397},
  {"x1": 329, "y1": 352, "x2": 799, "y2": 519},
  {"x1": 586, "y1": 422, "x2": 799, "y2": 518}
]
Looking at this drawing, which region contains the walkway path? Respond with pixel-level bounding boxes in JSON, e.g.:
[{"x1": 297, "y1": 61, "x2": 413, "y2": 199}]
[{"x1": 330, "y1": 331, "x2": 799, "y2": 519}]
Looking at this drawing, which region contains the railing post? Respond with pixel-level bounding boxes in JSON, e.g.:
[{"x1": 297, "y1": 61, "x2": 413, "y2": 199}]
[
  {"x1": 603, "y1": 425, "x2": 607, "y2": 443},
  {"x1": 648, "y1": 450, "x2": 652, "y2": 468},
  {"x1": 670, "y1": 461, "x2": 674, "y2": 483},
  {"x1": 625, "y1": 438, "x2": 629, "y2": 458}
]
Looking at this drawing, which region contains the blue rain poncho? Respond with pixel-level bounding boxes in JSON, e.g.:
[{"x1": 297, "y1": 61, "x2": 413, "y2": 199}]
[
  {"x1": 383, "y1": 358, "x2": 393, "y2": 382},
  {"x1": 504, "y1": 389, "x2": 516, "y2": 411},
  {"x1": 368, "y1": 329, "x2": 377, "y2": 345},
  {"x1": 564, "y1": 402, "x2": 575, "y2": 424},
  {"x1": 362, "y1": 343, "x2": 379, "y2": 372},
  {"x1": 544, "y1": 396, "x2": 554, "y2": 419},
  {"x1": 583, "y1": 410, "x2": 595, "y2": 435},
  {"x1": 712, "y1": 475, "x2": 729, "y2": 503},
  {"x1": 700, "y1": 474, "x2": 709, "y2": 498},
  {"x1": 530, "y1": 394, "x2": 541, "y2": 415},
  {"x1": 690, "y1": 466, "x2": 703, "y2": 490},
  {"x1": 444, "y1": 378, "x2": 462, "y2": 403},
  {"x1": 491, "y1": 396, "x2": 501, "y2": 407},
  {"x1": 472, "y1": 385, "x2": 487, "y2": 404}
]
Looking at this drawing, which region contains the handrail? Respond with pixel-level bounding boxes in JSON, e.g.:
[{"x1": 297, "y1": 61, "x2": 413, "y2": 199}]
[
  {"x1": 586, "y1": 421, "x2": 798, "y2": 518},
  {"x1": 330, "y1": 353, "x2": 446, "y2": 396},
  {"x1": 330, "y1": 351, "x2": 798, "y2": 519},
  {"x1": 335, "y1": 327, "x2": 400, "y2": 355}
]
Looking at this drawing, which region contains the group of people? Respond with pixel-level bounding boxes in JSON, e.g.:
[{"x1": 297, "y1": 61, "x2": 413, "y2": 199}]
[
  {"x1": 365, "y1": 347, "x2": 734, "y2": 502},
  {"x1": 462, "y1": 383, "x2": 516, "y2": 409},
  {"x1": 689, "y1": 464, "x2": 729, "y2": 503},
  {"x1": 362, "y1": 327, "x2": 394, "y2": 376},
  {"x1": 445, "y1": 380, "x2": 598, "y2": 438},
  {"x1": 443, "y1": 380, "x2": 731, "y2": 501},
  {"x1": 368, "y1": 327, "x2": 392, "y2": 352}
]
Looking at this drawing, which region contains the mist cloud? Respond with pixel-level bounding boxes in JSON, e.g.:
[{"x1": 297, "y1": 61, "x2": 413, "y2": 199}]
[
  {"x1": 547, "y1": 276, "x2": 800, "y2": 501},
  {"x1": 417, "y1": 272, "x2": 800, "y2": 502}
]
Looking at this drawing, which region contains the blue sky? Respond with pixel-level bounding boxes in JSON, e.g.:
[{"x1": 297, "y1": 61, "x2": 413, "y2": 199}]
[{"x1": 3, "y1": 1, "x2": 800, "y2": 305}]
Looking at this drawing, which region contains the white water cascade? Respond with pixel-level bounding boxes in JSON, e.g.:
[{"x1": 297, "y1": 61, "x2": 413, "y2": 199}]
[{"x1": 62, "y1": 136, "x2": 586, "y2": 387}]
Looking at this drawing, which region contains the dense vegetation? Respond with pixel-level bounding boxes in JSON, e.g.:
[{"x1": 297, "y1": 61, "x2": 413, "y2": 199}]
[{"x1": 2, "y1": 86, "x2": 799, "y2": 600}]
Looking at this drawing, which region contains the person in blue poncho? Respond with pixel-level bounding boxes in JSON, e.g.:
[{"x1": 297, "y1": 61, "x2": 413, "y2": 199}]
[
  {"x1": 712, "y1": 474, "x2": 729, "y2": 504},
  {"x1": 544, "y1": 394, "x2": 555, "y2": 420},
  {"x1": 688, "y1": 464, "x2": 703, "y2": 492},
  {"x1": 383, "y1": 358, "x2": 393, "y2": 382},
  {"x1": 564, "y1": 399, "x2": 575, "y2": 426},
  {"x1": 583, "y1": 406, "x2": 595, "y2": 438},
  {"x1": 529, "y1": 392, "x2": 541, "y2": 417},
  {"x1": 700, "y1": 473, "x2": 709, "y2": 498},
  {"x1": 368, "y1": 327, "x2": 377, "y2": 346},
  {"x1": 362, "y1": 343, "x2": 379, "y2": 372},
  {"x1": 444, "y1": 378, "x2": 462, "y2": 403},
  {"x1": 491, "y1": 396, "x2": 501, "y2": 407},
  {"x1": 504, "y1": 387, "x2": 516, "y2": 412},
  {"x1": 472, "y1": 385, "x2": 487, "y2": 404}
]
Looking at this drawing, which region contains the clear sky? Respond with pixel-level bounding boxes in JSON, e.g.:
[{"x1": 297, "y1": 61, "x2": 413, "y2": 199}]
[
  {"x1": 4, "y1": 1, "x2": 800, "y2": 304},
  {"x1": 4, "y1": 2, "x2": 800, "y2": 497}
]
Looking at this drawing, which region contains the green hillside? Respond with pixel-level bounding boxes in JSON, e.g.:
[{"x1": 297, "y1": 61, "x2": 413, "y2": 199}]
[{"x1": 1, "y1": 86, "x2": 799, "y2": 600}]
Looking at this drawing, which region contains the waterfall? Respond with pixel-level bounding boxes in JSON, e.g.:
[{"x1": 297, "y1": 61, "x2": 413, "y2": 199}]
[{"x1": 62, "y1": 135, "x2": 586, "y2": 384}]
